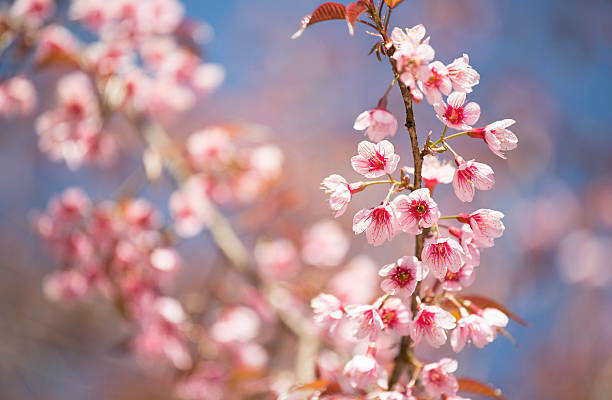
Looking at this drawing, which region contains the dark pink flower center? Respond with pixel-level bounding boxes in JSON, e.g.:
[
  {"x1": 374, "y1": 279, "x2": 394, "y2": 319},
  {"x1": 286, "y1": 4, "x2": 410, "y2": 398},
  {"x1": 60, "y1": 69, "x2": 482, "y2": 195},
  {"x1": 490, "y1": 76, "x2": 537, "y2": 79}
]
[
  {"x1": 392, "y1": 266, "x2": 414, "y2": 287},
  {"x1": 417, "y1": 310, "x2": 436, "y2": 327},
  {"x1": 381, "y1": 309, "x2": 397, "y2": 326},
  {"x1": 429, "y1": 369, "x2": 444, "y2": 384},
  {"x1": 444, "y1": 106, "x2": 464, "y2": 124},
  {"x1": 367, "y1": 151, "x2": 386, "y2": 170},
  {"x1": 410, "y1": 200, "x2": 428, "y2": 216}
]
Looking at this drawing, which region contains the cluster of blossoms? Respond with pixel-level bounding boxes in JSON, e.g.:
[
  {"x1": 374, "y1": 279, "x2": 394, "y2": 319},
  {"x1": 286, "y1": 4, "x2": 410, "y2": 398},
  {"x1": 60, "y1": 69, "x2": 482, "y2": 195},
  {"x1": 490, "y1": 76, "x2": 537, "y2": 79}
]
[
  {"x1": 0, "y1": 0, "x2": 223, "y2": 168},
  {"x1": 34, "y1": 188, "x2": 192, "y2": 369},
  {"x1": 290, "y1": 3, "x2": 520, "y2": 399},
  {"x1": 169, "y1": 125, "x2": 284, "y2": 238}
]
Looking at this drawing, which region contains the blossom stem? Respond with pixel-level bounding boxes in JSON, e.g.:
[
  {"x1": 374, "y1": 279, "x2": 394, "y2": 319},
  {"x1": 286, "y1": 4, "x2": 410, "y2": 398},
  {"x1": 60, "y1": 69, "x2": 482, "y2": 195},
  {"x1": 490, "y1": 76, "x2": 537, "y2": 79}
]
[
  {"x1": 363, "y1": 179, "x2": 395, "y2": 187},
  {"x1": 439, "y1": 215, "x2": 460, "y2": 220},
  {"x1": 431, "y1": 130, "x2": 470, "y2": 147}
]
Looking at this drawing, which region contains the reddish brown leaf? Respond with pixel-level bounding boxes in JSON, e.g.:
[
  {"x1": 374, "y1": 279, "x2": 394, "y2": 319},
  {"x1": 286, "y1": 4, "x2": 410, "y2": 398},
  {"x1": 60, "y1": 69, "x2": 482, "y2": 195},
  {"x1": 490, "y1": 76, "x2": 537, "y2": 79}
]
[
  {"x1": 384, "y1": 0, "x2": 405, "y2": 8},
  {"x1": 458, "y1": 378, "x2": 506, "y2": 399},
  {"x1": 292, "y1": 2, "x2": 348, "y2": 39},
  {"x1": 346, "y1": 1, "x2": 367, "y2": 35},
  {"x1": 460, "y1": 294, "x2": 529, "y2": 327}
]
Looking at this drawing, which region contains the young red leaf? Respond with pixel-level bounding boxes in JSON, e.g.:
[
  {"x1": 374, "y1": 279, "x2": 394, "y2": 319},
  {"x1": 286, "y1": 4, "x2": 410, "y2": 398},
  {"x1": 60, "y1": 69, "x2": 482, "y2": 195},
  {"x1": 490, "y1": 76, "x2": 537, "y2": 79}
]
[
  {"x1": 291, "y1": 2, "x2": 348, "y2": 39},
  {"x1": 458, "y1": 378, "x2": 506, "y2": 399},
  {"x1": 384, "y1": 0, "x2": 405, "y2": 8},
  {"x1": 346, "y1": 1, "x2": 367, "y2": 36},
  {"x1": 459, "y1": 294, "x2": 529, "y2": 327}
]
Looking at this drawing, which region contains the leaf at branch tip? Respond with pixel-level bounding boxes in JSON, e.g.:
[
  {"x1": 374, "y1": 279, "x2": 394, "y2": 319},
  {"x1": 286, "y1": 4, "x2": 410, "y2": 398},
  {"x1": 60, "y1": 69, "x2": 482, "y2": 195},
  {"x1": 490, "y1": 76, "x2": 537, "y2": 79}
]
[
  {"x1": 458, "y1": 378, "x2": 506, "y2": 400},
  {"x1": 460, "y1": 294, "x2": 529, "y2": 327},
  {"x1": 384, "y1": 0, "x2": 405, "y2": 8},
  {"x1": 291, "y1": 2, "x2": 347, "y2": 39},
  {"x1": 346, "y1": 1, "x2": 367, "y2": 36}
]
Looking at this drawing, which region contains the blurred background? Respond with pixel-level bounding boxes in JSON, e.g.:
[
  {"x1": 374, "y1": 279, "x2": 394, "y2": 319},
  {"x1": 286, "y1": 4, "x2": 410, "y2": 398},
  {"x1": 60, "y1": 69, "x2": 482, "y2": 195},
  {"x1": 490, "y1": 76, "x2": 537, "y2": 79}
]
[{"x1": 1, "y1": 0, "x2": 611, "y2": 399}]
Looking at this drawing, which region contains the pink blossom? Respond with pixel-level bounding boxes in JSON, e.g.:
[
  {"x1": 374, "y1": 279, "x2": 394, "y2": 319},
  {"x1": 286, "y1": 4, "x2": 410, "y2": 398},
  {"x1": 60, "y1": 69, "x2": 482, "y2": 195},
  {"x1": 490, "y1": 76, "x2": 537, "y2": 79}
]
[
  {"x1": 169, "y1": 175, "x2": 214, "y2": 238},
  {"x1": 406, "y1": 155, "x2": 455, "y2": 193},
  {"x1": 452, "y1": 157, "x2": 495, "y2": 202},
  {"x1": 418, "y1": 61, "x2": 452, "y2": 105},
  {"x1": 481, "y1": 308, "x2": 509, "y2": 329},
  {"x1": 450, "y1": 309, "x2": 496, "y2": 352},
  {"x1": 254, "y1": 238, "x2": 300, "y2": 280},
  {"x1": 123, "y1": 198, "x2": 160, "y2": 231},
  {"x1": 150, "y1": 247, "x2": 181, "y2": 273},
  {"x1": 43, "y1": 269, "x2": 89, "y2": 302},
  {"x1": 379, "y1": 256, "x2": 428, "y2": 299},
  {"x1": 35, "y1": 25, "x2": 80, "y2": 65},
  {"x1": 175, "y1": 363, "x2": 226, "y2": 400},
  {"x1": 391, "y1": 25, "x2": 435, "y2": 90},
  {"x1": 446, "y1": 54, "x2": 480, "y2": 93},
  {"x1": 435, "y1": 92, "x2": 481, "y2": 130},
  {"x1": 410, "y1": 304, "x2": 456, "y2": 347},
  {"x1": 343, "y1": 352, "x2": 388, "y2": 390},
  {"x1": 345, "y1": 304, "x2": 385, "y2": 341},
  {"x1": 353, "y1": 108, "x2": 398, "y2": 143},
  {"x1": 421, "y1": 358, "x2": 459, "y2": 398},
  {"x1": 469, "y1": 119, "x2": 518, "y2": 159},
  {"x1": 351, "y1": 140, "x2": 400, "y2": 178},
  {"x1": 391, "y1": 24, "x2": 427, "y2": 49},
  {"x1": 186, "y1": 126, "x2": 235, "y2": 170},
  {"x1": 378, "y1": 297, "x2": 412, "y2": 335},
  {"x1": 10, "y1": 0, "x2": 55, "y2": 26},
  {"x1": 421, "y1": 237, "x2": 465, "y2": 279},
  {"x1": 353, "y1": 204, "x2": 400, "y2": 246},
  {"x1": 210, "y1": 306, "x2": 260, "y2": 343},
  {"x1": 301, "y1": 220, "x2": 349, "y2": 268},
  {"x1": 0, "y1": 76, "x2": 36, "y2": 117},
  {"x1": 328, "y1": 256, "x2": 379, "y2": 304},
  {"x1": 441, "y1": 265, "x2": 475, "y2": 292},
  {"x1": 321, "y1": 174, "x2": 360, "y2": 218},
  {"x1": 448, "y1": 225, "x2": 481, "y2": 267},
  {"x1": 392, "y1": 188, "x2": 440, "y2": 234},
  {"x1": 459, "y1": 209, "x2": 505, "y2": 248},
  {"x1": 85, "y1": 41, "x2": 134, "y2": 76},
  {"x1": 311, "y1": 293, "x2": 344, "y2": 332}
]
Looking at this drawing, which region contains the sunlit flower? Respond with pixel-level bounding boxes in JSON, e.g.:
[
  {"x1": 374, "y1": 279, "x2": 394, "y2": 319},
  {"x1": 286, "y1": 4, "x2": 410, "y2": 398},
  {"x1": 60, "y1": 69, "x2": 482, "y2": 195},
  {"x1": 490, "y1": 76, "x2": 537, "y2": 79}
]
[
  {"x1": 469, "y1": 119, "x2": 518, "y2": 159},
  {"x1": 453, "y1": 157, "x2": 495, "y2": 202},
  {"x1": 421, "y1": 358, "x2": 459, "y2": 398},
  {"x1": 392, "y1": 188, "x2": 440, "y2": 234},
  {"x1": 421, "y1": 237, "x2": 465, "y2": 279},
  {"x1": 351, "y1": 140, "x2": 400, "y2": 178},
  {"x1": 418, "y1": 61, "x2": 452, "y2": 104},
  {"x1": 379, "y1": 256, "x2": 427, "y2": 299},
  {"x1": 459, "y1": 209, "x2": 505, "y2": 248},
  {"x1": 353, "y1": 108, "x2": 398, "y2": 143},
  {"x1": 435, "y1": 92, "x2": 481, "y2": 130},
  {"x1": 343, "y1": 351, "x2": 388, "y2": 390},
  {"x1": 353, "y1": 204, "x2": 400, "y2": 246},
  {"x1": 446, "y1": 54, "x2": 479, "y2": 93},
  {"x1": 410, "y1": 304, "x2": 456, "y2": 347},
  {"x1": 311, "y1": 293, "x2": 344, "y2": 332}
]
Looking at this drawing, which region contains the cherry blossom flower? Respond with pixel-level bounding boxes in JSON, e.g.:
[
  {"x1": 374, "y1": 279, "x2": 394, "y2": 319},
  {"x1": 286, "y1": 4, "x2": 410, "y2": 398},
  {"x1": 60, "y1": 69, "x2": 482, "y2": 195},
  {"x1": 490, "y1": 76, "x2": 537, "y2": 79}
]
[
  {"x1": 448, "y1": 224, "x2": 481, "y2": 267},
  {"x1": 378, "y1": 297, "x2": 412, "y2": 335},
  {"x1": 43, "y1": 269, "x2": 89, "y2": 302},
  {"x1": 441, "y1": 265, "x2": 475, "y2": 292},
  {"x1": 450, "y1": 308, "x2": 496, "y2": 352},
  {"x1": 392, "y1": 28, "x2": 435, "y2": 91},
  {"x1": 187, "y1": 126, "x2": 235, "y2": 170},
  {"x1": 10, "y1": 0, "x2": 55, "y2": 26},
  {"x1": 418, "y1": 61, "x2": 452, "y2": 104},
  {"x1": 469, "y1": 119, "x2": 518, "y2": 159},
  {"x1": 421, "y1": 237, "x2": 465, "y2": 279},
  {"x1": 321, "y1": 174, "x2": 362, "y2": 218},
  {"x1": 453, "y1": 157, "x2": 495, "y2": 202},
  {"x1": 421, "y1": 358, "x2": 459, "y2": 398},
  {"x1": 209, "y1": 306, "x2": 260, "y2": 343},
  {"x1": 254, "y1": 238, "x2": 300, "y2": 280},
  {"x1": 35, "y1": 25, "x2": 81, "y2": 65},
  {"x1": 406, "y1": 154, "x2": 455, "y2": 193},
  {"x1": 446, "y1": 54, "x2": 480, "y2": 93},
  {"x1": 0, "y1": 76, "x2": 36, "y2": 117},
  {"x1": 391, "y1": 24, "x2": 427, "y2": 49},
  {"x1": 435, "y1": 92, "x2": 481, "y2": 130},
  {"x1": 343, "y1": 351, "x2": 388, "y2": 390},
  {"x1": 345, "y1": 304, "x2": 385, "y2": 341},
  {"x1": 353, "y1": 204, "x2": 400, "y2": 246},
  {"x1": 353, "y1": 108, "x2": 398, "y2": 143},
  {"x1": 458, "y1": 209, "x2": 505, "y2": 248},
  {"x1": 169, "y1": 175, "x2": 214, "y2": 237},
  {"x1": 329, "y1": 256, "x2": 379, "y2": 304},
  {"x1": 481, "y1": 308, "x2": 509, "y2": 330},
  {"x1": 410, "y1": 304, "x2": 457, "y2": 347},
  {"x1": 351, "y1": 140, "x2": 400, "y2": 178},
  {"x1": 301, "y1": 220, "x2": 349, "y2": 268},
  {"x1": 379, "y1": 256, "x2": 428, "y2": 299},
  {"x1": 311, "y1": 293, "x2": 344, "y2": 332},
  {"x1": 392, "y1": 188, "x2": 440, "y2": 234}
]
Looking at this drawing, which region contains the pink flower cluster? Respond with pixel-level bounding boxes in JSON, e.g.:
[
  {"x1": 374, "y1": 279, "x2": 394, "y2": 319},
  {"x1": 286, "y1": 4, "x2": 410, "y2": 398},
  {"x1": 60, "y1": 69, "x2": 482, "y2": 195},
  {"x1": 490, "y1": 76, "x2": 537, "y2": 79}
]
[
  {"x1": 34, "y1": 188, "x2": 191, "y2": 369},
  {"x1": 169, "y1": 126, "x2": 284, "y2": 238},
  {"x1": 302, "y1": 18, "x2": 518, "y2": 400}
]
